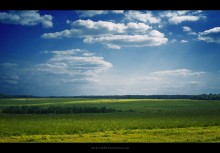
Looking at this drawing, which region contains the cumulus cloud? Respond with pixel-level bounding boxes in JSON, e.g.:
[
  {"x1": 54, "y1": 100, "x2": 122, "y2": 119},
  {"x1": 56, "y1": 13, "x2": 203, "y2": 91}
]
[
  {"x1": 182, "y1": 26, "x2": 197, "y2": 35},
  {"x1": 182, "y1": 26, "x2": 191, "y2": 32},
  {"x1": 42, "y1": 19, "x2": 152, "y2": 39},
  {"x1": 42, "y1": 19, "x2": 167, "y2": 49},
  {"x1": 37, "y1": 49, "x2": 112, "y2": 77},
  {"x1": 0, "y1": 49, "x2": 113, "y2": 95},
  {"x1": 171, "y1": 16, "x2": 199, "y2": 24},
  {"x1": 49, "y1": 49, "x2": 83, "y2": 55},
  {"x1": 181, "y1": 40, "x2": 188, "y2": 43},
  {"x1": 41, "y1": 29, "x2": 74, "y2": 39},
  {"x1": 160, "y1": 11, "x2": 205, "y2": 24},
  {"x1": 106, "y1": 44, "x2": 121, "y2": 49},
  {"x1": 126, "y1": 22, "x2": 151, "y2": 33},
  {"x1": 76, "y1": 10, "x2": 124, "y2": 17},
  {"x1": 198, "y1": 27, "x2": 220, "y2": 43},
  {"x1": 83, "y1": 32, "x2": 168, "y2": 49},
  {"x1": 71, "y1": 19, "x2": 127, "y2": 33},
  {"x1": 42, "y1": 19, "x2": 127, "y2": 39},
  {"x1": 111, "y1": 10, "x2": 124, "y2": 14},
  {"x1": 125, "y1": 11, "x2": 160, "y2": 24},
  {"x1": 0, "y1": 10, "x2": 53, "y2": 28}
]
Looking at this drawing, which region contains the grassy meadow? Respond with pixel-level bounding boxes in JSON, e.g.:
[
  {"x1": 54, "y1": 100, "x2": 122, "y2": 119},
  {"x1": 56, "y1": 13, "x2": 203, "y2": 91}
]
[{"x1": 0, "y1": 98, "x2": 220, "y2": 142}]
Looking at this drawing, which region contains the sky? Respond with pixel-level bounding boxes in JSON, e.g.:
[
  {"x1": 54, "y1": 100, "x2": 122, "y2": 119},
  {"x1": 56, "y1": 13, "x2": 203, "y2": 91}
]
[{"x1": 0, "y1": 10, "x2": 220, "y2": 96}]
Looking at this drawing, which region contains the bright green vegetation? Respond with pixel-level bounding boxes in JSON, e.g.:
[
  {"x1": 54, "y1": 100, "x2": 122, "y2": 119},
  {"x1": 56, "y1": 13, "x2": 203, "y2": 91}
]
[
  {"x1": 0, "y1": 98, "x2": 220, "y2": 142},
  {"x1": 1, "y1": 126, "x2": 220, "y2": 143}
]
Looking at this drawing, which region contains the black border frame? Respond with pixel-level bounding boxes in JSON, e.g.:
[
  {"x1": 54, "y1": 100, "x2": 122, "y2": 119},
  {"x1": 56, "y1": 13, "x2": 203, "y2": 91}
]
[
  {"x1": 1, "y1": 0, "x2": 220, "y2": 10},
  {"x1": 0, "y1": 0, "x2": 220, "y2": 151}
]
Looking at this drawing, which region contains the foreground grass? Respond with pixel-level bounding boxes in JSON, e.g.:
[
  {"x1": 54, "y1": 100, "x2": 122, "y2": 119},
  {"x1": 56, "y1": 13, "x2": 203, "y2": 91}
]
[
  {"x1": 1, "y1": 126, "x2": 220, "y2": 142},
  {"x1": 0, "y1": 113, "x2": 220, "y2": 136},
  {"x1": 0, "y1": 112, "x2": 220, "y2": 143},
  {"x1": 1, "y1": 98, "x2": 220, "y2": 142}
]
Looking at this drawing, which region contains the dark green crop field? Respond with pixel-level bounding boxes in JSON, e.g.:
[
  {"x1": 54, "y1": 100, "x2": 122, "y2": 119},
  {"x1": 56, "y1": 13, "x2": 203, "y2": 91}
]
[{"x1": 0, "y1": 98, "x2": 220, "y2": 142}]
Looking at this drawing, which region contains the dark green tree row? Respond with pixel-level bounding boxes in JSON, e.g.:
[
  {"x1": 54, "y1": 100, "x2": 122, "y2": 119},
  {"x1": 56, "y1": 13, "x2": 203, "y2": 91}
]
[
  {"x1": 1, "y1": 93, "x2": 220, "y2": 100},
  {"x1": 191, "y1": 94, "x2": 220, "y2": 100},
  {"x1": 1, "y1": 106, "x2": 121, "y2": 114}
]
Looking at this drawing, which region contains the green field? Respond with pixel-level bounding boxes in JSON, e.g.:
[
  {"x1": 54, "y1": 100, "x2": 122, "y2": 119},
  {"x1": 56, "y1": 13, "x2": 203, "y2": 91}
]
[{"x1": 0, "y1": 98, "x2": 220, "y2": 142}]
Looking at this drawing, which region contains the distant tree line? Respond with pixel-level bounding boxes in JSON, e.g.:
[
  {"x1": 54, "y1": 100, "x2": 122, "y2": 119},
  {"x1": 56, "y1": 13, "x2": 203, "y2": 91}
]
[
  {"x1": 1, "y1": 93, "x2": 220, "y2": 100},
  {"x1": 0, "y1": 94, "x2": 14, "y2": 98},
  {"x1": 1, "y1": 106, "x2": 121, "y2": 114},
  {"x1": 46, "y1": 94, "x2": 220, "y2": 100},
  {"x1": 191, "y1": 94, "x2": 220, "y2": 100}
]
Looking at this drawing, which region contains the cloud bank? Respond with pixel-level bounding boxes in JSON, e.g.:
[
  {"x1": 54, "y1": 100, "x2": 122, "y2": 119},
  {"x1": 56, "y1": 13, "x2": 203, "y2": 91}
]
[
  {"x1": 0, "y1": 10, "x2": 53, "y2": 28},
  {"x1": 42, "y1": 19, "x2": 167, "y2": 49}
]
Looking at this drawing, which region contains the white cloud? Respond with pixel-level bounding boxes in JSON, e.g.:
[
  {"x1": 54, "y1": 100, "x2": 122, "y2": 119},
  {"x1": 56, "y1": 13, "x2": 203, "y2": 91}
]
[
  {"x1": 42, "y1": 19, "x2": 167, "y2": 49},
  {"x1": 0, "y1": 10, "x2": 53, "y2": 28},
  {"x1": 76, "y1": 10, "x2": 124, "y2": 17},
  {"x1": 83, "y1": 32, "x2": 168, "y2": 49},
  {"x1": 37, "y1": 49, "x2": 112, "y2": 77},
  {"x1": 125, "y1": 11, "x2": 160, "y2": 24},
  {"x1": 151, "y1": 69, "x2": 205, "y2": 77},
  {"x1": 182, "y1": 26, "x2": 191, "y2": 32},
  {"x1": 181, "y1": 40, "x2": 188, "y2": 43},
  {"x1": 41, "y1": 29, "x2": 74, "y2": 39},
  {"x1": 82, "y1": 52, "x2": 95, "y2": 56},
  {"x1": 201, "y1": 27, "x2": 220, "y2": 35},
  {"x1": 182, "y1": 26, "x2": 197, "y2": 35},
  {"x1": 198, "y1": 27, "x2": 220, "y2": 43},
  {"x1": 192, "y1": 10, "x2": 203, "y2": 14},
  {"x1": 134, "y1": 76, "x2": 162, "y2": 81},
  {"x1": 125, "y1": 69, "x2": 206, "y2": 94},
  {"x1": 106, "y1": 44, "x2": 121, "y2": 49},
  {"x1": 43, "y1": 23, "x2": 119, "y2": 39},
  {"x1": 189, "y1": 32, "x2": 197, "y2": 36},
  {"x1": 71, "y1": 19, "x2": 126, "y2": 33},
  {"x1": 60, "y1": 78, "x2": 99, "y2": 84},
  {"x1": 111, "y1": 10, "x2": 124, "y2": 14},
  {"x1": 50, "y1": 49, "x2": 83, "y2": 55},
  {"x1": 99, "y1": 68, "x2": 206, "y2": 95},
  {"x1": 170, "y1": 16, "x2": 199, "y2": 24},
  {"x1": 42, "y1": 19, "x2": 128, "y2": 39},
  {"x1": 160, "y1": 11, "x2": 204, "y2": 24},
  {"x1": 126, "y1": 22, "x2": 151, "y2": 33}
]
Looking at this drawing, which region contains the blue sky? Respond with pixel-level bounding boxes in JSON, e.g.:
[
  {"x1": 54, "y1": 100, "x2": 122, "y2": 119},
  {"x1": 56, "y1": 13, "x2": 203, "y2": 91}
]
[{"x1": 1, "y1": 10, "x2": 220, "y2": 96}]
